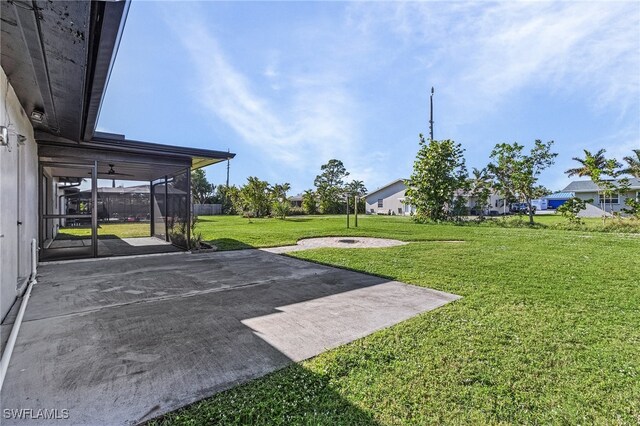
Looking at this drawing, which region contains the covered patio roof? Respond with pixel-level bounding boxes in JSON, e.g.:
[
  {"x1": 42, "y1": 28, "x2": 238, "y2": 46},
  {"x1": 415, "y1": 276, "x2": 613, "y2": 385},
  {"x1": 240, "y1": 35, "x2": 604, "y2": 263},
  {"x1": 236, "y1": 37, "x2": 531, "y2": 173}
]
[{"x1": 38, "y1": 131, "x2": 234, "y2": 181}]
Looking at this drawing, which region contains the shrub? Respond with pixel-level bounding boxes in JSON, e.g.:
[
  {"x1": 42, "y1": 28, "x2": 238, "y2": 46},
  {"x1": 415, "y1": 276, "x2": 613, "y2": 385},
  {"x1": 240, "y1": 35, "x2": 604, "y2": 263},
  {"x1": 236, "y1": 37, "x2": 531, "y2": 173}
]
[
  {"x1": 271, "y1": 200, "x2": 290, "y2": 219},
  {"x1": 557, "y1": 197, "x2": 591, "y2": 224},
  {"x1": 288, "y1": 207, "x2": 306, "y2": 216}
]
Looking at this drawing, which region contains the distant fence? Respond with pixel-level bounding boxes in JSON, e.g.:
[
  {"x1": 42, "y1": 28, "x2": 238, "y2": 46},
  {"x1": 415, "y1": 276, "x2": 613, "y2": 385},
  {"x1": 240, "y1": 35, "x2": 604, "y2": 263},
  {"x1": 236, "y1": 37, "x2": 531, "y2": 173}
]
[{"x1": 192, "y1": 204, "x2": 222, "y2": 215}]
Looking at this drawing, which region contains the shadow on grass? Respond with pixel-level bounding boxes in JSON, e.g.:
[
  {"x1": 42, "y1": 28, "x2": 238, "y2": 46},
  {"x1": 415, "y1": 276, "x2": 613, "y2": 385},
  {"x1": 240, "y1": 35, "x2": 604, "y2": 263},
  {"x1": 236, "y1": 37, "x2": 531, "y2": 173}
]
[
  {"x1": 207, "y1": 238, "x2": 256, "y2": 251},
  {"x1": 146, "y1": 363, "x2": 380, "y2": 426}
]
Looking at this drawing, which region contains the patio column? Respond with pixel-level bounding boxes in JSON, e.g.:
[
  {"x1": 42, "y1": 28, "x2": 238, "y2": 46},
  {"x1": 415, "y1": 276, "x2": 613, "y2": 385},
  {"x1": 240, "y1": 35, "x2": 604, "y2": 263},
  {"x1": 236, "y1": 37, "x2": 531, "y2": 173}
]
[{"x1": 91, "y1": 160, "x2": 98, "y2": 257}]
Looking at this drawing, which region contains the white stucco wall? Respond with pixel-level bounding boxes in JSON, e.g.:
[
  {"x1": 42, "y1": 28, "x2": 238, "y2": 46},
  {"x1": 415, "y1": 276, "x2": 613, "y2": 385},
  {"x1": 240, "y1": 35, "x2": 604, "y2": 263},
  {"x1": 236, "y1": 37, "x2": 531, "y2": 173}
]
[
  {"x1": 365, "y1": 181, "x2": 408, "y2": 215},
  {"x1": 575, "y1": 191, "x2": 639, "y2": 214},
  {"x1": 0, "y1": 66, "x2": 39, "y2": 321}
]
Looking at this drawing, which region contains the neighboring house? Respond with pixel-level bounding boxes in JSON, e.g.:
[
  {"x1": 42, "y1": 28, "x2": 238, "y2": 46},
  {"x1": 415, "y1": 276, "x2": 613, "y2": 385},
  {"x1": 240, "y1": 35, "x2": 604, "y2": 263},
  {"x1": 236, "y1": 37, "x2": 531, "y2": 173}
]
[
  {"x1": 543, "y1": 192, "x2": 574, "y2": 209},
  {"x1": 562, "y1": 178, "x2": 640, "y2": 214},
  {"x1": 365, "y1": 179, "x2": 413, "y2": 215},
  {"x1": 365, "y1": 179, "x2": 509, "y2": 216},
  {"x1": 0, "y1": 1, "x2": 234, "y2": 321},
  {"x1": 288, "y1": 194, "x2": 303, "y2": 208},
  {"x1": 464, "y1": 191, "x2": 510, "y2": 216}
]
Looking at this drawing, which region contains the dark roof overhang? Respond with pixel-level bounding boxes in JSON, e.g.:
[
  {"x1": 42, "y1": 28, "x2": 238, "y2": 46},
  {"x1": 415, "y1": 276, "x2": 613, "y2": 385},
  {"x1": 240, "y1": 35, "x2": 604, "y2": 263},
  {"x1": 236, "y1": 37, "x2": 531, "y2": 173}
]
[
  {"x1": 36, "y1": 130, "x2": 235, "y2": 171},
  {"x1": 1, "y1": 0, "x2": 129, "y2": 141}
]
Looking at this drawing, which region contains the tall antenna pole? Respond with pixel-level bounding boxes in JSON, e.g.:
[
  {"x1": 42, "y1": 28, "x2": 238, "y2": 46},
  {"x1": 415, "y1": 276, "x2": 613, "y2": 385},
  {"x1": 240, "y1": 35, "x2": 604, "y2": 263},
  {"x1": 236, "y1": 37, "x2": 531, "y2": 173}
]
[
  {"x1": 429, "y1": 86, "x2": 434, "y2": 140},
  {"x1": 226, "y1": 149, "x2": 230, "y2": 188}
]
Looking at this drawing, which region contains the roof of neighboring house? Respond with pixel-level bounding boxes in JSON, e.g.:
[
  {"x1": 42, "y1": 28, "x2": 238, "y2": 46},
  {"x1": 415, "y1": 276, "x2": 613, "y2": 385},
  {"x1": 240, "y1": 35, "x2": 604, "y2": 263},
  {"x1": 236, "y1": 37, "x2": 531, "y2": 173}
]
[
  {"x1": 562, "y1": 178, "x2": 640, "y2": 192},
  {"x1": 544, "y1": 192, "x2": 575, "y2": 200},
  {"x1": 365, "y1": 178, "x2": 407, "y2": 198},
  {"x1": 288, "y1": 194, "x2": 303, "y2": 202}
]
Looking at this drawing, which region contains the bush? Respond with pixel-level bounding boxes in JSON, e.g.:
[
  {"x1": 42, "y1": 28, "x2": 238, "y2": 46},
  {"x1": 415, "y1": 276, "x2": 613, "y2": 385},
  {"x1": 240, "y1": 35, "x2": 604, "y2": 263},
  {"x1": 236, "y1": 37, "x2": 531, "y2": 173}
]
[
  {"x1": 288, "y1": 207, "x2": 306, "y2": 216},
  {"x1": 271, "y1": 200, "x2": 290, "y2": 219},
  {"x1": 557, "y1": 197, "x2": 591, "y2": 224}
]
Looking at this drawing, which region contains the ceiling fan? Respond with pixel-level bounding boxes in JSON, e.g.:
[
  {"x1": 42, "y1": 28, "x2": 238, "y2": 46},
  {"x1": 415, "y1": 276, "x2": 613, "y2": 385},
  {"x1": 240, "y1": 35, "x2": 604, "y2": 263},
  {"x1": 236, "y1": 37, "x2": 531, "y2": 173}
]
[{"x1": 88, "y1": 164, "x2": 135, "y2": 178}]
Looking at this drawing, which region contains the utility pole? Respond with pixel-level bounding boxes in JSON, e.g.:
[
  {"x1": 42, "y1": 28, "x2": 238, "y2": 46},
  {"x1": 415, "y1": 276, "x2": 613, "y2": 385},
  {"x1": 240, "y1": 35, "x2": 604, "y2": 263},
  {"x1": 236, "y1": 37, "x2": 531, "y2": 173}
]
[{"x1": 429, "y1": 86, "x2": 434, "y2": 140}]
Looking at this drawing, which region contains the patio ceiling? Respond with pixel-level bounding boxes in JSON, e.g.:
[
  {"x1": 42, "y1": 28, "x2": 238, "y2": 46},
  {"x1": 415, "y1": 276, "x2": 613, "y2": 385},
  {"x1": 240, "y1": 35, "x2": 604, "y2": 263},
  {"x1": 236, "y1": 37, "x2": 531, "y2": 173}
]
[
  {"x1": 38, "y1": 131, "x2": 234, "y2": 181},
  {"x1": 0, "y1": 1, "x2": 129, "y2": 142}
]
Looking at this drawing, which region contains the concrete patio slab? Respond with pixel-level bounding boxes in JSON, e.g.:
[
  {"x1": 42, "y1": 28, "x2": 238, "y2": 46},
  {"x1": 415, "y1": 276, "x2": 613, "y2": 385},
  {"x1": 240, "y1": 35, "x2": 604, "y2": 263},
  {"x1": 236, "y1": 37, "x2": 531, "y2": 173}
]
[{"x1": 1, "y1": 249, "x2": 459, "y2": 425}]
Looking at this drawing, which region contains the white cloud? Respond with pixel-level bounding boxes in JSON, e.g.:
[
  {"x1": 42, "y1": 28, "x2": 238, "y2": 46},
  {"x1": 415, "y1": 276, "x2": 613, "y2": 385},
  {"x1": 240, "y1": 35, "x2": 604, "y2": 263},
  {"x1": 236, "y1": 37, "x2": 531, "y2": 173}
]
[
  {"x1": 348, "y1": 2, "x2": 640, "y2": 123},
  {"x1": 162, "y1": 6, "x2": 364, "y2": 178}
]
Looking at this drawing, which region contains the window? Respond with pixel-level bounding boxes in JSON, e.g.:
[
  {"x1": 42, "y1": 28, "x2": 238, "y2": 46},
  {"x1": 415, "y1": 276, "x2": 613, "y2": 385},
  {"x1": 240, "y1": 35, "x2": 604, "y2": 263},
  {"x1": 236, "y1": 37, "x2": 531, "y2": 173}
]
[
  {"x1": 398, "y1": 207, "x2": 403, "y2": 214},
  {"x1": 600, "y1": 193, "x2": 619, "y2": 204},
  {"x1": 377, "y1": 199, "x2": 383, "y2": 208}
]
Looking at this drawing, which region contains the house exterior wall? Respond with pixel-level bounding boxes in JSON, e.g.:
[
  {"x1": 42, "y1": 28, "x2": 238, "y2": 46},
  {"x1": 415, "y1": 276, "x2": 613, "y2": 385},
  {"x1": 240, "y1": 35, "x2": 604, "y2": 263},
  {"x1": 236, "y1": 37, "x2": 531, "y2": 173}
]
[
  {"x1": 365, "y1": 181, "x2": 408, "y2": 215},
  {"x1": 575, "y1": 191, "x2": 639, "y2": 214},
  {"x1": 0, "y1": 66, "x2": 39, "y2": 320}
]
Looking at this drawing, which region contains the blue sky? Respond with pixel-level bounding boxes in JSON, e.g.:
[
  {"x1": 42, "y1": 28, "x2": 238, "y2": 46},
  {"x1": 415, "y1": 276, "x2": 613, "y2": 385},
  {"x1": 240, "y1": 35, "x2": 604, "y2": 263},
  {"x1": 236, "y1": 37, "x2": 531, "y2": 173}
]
[{"x1": 98, "y1": 1, "x2": 640, "y2": 195}]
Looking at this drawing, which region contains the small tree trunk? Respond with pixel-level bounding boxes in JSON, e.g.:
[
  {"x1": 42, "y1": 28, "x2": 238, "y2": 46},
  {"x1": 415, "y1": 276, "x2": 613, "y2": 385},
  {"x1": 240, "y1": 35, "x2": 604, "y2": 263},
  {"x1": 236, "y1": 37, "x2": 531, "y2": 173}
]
[{"x1": 528, "y1": 198, "x2": 534, "y2": 225}]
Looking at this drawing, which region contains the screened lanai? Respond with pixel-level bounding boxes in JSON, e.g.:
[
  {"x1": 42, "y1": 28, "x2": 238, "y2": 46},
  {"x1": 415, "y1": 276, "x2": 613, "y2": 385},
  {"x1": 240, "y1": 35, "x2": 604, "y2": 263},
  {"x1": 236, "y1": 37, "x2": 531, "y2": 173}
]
[{"x1": 38, "y1": 133, "x2": 234, "y2": 261}]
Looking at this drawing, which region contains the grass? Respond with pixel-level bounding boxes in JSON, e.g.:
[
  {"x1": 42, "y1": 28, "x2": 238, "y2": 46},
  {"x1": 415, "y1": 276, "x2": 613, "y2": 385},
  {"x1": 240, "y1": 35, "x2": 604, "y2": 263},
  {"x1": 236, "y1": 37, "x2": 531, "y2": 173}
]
[
  {"x1": 151, "y1": 215, "x2": 640, "y2": 425},
  {"x1": 57, "y1": 222, "x2": 150, "y2": 239}
]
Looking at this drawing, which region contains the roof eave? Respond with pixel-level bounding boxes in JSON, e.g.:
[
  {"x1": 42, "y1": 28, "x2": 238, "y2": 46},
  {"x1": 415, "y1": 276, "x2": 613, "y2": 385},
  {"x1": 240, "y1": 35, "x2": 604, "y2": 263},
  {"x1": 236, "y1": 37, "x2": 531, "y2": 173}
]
[{"x1": 82, "y1": 1, "x2": 131, "y2": 142}]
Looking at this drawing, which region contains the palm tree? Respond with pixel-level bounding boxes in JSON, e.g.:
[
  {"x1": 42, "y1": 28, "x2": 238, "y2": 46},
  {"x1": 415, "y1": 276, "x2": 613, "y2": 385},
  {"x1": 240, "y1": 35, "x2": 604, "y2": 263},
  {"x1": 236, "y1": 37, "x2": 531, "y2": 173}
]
[
  {"x1": 345, "y1": 180, "x2": 367, "y2": 197},
  {"x1": 565, "y1": 149, "x2": 607, "y2": 177},
  {"x1": 469, "y1": 167, "x2": 492, "y2": 219},
  {"x1": 621, "y1": 149, "x2": 640, "y2": 178}
]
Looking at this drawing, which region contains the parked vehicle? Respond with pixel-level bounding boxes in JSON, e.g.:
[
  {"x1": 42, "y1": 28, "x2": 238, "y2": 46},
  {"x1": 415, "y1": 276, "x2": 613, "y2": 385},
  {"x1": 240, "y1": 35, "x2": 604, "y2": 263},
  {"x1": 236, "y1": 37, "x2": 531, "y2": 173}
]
[
  {"x1": 510, "y1": 202, "x2": 536, "y2": 214},
  {"x1": 530, "y1": 198, "x2": 548, "y2": 211}
]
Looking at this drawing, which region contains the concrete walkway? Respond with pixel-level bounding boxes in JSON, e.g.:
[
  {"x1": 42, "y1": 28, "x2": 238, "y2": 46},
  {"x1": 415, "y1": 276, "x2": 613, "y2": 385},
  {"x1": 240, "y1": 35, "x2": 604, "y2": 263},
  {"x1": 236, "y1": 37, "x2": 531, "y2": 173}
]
[{"x1": 1, "y1": 250, "x2": 459, "y2": 425}]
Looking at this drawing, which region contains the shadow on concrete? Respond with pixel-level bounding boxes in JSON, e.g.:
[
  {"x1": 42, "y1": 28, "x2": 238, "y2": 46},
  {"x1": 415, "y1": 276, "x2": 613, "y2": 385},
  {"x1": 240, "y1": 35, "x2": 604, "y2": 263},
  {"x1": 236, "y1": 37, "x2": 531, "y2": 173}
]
[
  {"x1": 1, "y1": 249, "x2": 458, "y2": 425},
  {"x1": 40, "y1": 234, "x2": 182, "y2": 261}
]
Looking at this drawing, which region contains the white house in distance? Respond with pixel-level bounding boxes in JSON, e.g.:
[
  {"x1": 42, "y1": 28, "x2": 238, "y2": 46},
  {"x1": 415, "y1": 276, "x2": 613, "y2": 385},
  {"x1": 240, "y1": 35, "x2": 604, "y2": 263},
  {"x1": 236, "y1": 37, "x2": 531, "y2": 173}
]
[
  {"x1": 365, "y1": 178, "x2": 509, "y2": 216},
  {"x1": 562, "y1": 178, "x2": 640, "y2": 214},
  {"x1": 365, "y1": 179, "x2": 413, "y2": 215}
]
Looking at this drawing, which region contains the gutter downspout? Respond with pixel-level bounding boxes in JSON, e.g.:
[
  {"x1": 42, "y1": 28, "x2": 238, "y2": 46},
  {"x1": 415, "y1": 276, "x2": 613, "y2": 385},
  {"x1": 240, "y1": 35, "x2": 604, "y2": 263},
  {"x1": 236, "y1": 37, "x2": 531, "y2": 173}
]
[{"x1": 0, "y1": 238, "x2": 38, "y2": 392}]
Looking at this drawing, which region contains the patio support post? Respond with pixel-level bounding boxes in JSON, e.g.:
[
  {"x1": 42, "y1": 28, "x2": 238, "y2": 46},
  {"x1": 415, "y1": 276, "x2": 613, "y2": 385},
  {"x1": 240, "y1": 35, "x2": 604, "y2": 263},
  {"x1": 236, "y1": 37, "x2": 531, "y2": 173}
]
[
  {"x1": 149, "y1": 180, "x2": 154, "y2": 237},
  {"x1": 91, "y1": 160, "x2": 98, "y2": 257},
  {"x1": 164, "y1": 175, "x2": 169, "y2": 242}
]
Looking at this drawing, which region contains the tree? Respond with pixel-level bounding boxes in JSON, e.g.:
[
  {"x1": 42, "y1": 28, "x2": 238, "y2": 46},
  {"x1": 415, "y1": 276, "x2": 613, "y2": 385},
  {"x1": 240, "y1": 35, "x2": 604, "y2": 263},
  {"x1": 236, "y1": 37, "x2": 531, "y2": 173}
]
[
  {"x1": 345, "y1": 180, "x2": 367, "y2": 197},
  {"x1": 191, "y1": 169, "x2": 213, "y2": 204},
  {"x1": 489, "y1": 140, "x2": 557, "y2": 225},
  {"x1": 469, "y1": 167, "x2": 493, "y2": 220},
  {"x1": 405, "y1": 135, "x2": 467, "y2": 222},
  {"x1": 557, "y1": 197, "x2": 591, "y2": 224},
  {"x1": 270, "y1": 182, "x2": 291, "y2": 219},
  {"x1": 238, "y1": 177, "x2": 272, "y2": 217},
  {"x1": 565, "y1": 149, "x2": 608, "y2": 178},
  {"x1": 270, "y1": 182, "x2": 291, "y2": 201},
  {"x1": 487, "y1": 146, "x2": 518, "y2": 215},
  {"x1": 621, "y1": 149, "x2": 640, "y2": 178},
  {"x1": 314, "y1": 159, "x2": 349, "y2": 214},
  {"x1": 565, "y1": 148, "x2": 624, "y2": 222},
  {"x1": 214, "y1": 184, "x2": 237, "y2": 215},
  {"x1": 301, "y1": 189, "x2": 318, "y2": 215},
  {"x1": 345, "y1": 180, "x2": 367, "y2": 213}
]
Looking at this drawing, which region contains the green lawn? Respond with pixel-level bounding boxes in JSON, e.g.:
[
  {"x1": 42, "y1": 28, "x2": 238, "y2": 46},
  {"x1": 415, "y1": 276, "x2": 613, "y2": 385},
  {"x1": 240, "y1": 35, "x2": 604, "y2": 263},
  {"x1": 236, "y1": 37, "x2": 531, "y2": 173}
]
[
  {"x1": 152, "y1": 215, "x2": 640, "y2": 425},
  {"x1": 57, "y1": 222, "x2": 150, "y2": 239}
]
